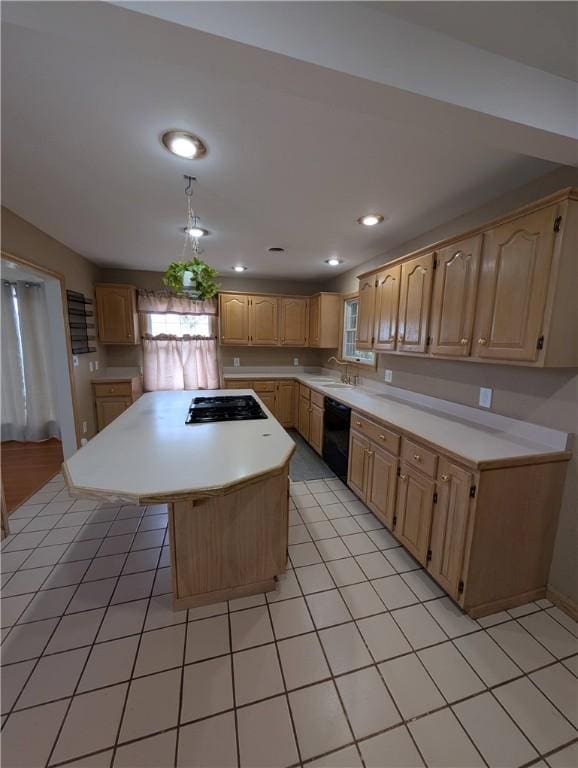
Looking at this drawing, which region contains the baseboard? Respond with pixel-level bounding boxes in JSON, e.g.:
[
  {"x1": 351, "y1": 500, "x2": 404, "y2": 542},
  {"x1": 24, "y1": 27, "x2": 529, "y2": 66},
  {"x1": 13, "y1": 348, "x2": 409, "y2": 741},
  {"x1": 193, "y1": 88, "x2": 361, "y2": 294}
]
[{"x1": 546, "y1": 585, "x2": 578, "y2": 621}]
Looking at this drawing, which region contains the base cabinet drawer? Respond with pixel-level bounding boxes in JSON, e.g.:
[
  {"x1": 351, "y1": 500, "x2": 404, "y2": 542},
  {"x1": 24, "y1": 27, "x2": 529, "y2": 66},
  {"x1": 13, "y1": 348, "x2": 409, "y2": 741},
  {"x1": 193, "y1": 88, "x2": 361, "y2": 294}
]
[
  {"x1": 351, "y1": 411, "x2": 400, "y2": 456},
  {"x1": 94, "y1": 382, "x2": 132, "y2": 398},
  {"x1": 401, "y1": 437, "x2": 438, "y2": 478}
]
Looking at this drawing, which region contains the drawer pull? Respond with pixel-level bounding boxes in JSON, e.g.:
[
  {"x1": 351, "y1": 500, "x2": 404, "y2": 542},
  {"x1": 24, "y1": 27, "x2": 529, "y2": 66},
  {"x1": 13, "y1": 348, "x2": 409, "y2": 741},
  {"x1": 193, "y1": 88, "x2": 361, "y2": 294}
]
[
  {"x1": 478, "y1": 337, "x2": 488, "y2": 345},
  {"x1": 413, "y1": 453, "x2": 421, "y2": 462},
  {"x1": 109, "y1": 387, "x2": 115, "y2": 393},
  {"x1": 440, "y1": 473, "x2": 449, "y2": 482},
  {"x1": 399, "y1": 473, "x2": 407, "y2": 481},
  {"x1": 378, "y1": 434, "x2": 385, "y2": 441},
  {"x1": 355, "y1": 420, "x2": 361, "y2": 427}
]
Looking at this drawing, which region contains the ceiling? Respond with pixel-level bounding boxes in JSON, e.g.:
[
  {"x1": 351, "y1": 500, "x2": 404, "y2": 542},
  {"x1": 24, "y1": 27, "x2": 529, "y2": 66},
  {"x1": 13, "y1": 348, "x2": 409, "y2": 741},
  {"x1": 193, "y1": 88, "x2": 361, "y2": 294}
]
[{"x1": 1, "y1": 2, "x2": 569, "y2": 279}]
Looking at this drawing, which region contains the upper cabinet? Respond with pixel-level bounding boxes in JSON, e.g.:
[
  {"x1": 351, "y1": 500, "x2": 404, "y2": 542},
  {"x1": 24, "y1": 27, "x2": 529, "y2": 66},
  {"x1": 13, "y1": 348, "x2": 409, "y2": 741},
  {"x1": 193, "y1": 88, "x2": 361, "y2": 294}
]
[
  {"x1": 250, "y1": 296, "x2": 279, "y2": 345},
  {"x1": 397, "y1": 252, "x2": 435, "y2": 354},
  {"x1": 308, "y1": 293, "x2": 341, "y2": 348},
  {"x1": 429, "y1": 235, "x2": 482, "y2": 358},
  {"x1": 280, "y1": 297, "x2": 309, "y2": 346},
  {"x1": 355, "y1": 188, "x2": 578, "y2": 367},
  {"x1": 219, "y1": 294, "x2": 250, "y2": 345},
  {"x1": 95, "y1": 284, "x2": 138, "y2": 345}
]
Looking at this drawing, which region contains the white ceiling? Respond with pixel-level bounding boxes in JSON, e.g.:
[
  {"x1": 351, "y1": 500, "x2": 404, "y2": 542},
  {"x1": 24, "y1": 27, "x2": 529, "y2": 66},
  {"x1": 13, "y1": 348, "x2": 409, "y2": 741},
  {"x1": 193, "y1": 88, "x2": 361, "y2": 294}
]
[{"x1": 1, "y1": 2, "x2": 568, "y2": 279}]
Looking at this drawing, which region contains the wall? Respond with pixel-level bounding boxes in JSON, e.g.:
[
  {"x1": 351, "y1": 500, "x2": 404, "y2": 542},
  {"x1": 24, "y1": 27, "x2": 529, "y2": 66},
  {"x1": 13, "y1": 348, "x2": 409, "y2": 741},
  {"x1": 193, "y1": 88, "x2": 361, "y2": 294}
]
[
  {"x1": 324, "y1": 165, "x2": 578, "y2": 607},
  {"x1": 1, "y1": 207, "x2": 102, "y2": 440}
]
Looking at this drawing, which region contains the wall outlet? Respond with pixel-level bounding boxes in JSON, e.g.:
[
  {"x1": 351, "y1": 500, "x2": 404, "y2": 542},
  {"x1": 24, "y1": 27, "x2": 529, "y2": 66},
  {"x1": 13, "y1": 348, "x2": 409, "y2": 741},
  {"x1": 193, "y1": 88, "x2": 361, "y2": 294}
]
[
  {"x1": 80, "y1": 437, "x2": 88, "y2": 446},
  {"x1": 293, "y1": 357, "x2": 299, "y2": 366},
  {"x1": 479, "y1": 387, "x2": 493, "y2": 409},
  {"x1": 82, "y1": 421, "x2": 88, "y2": 434},
  {"x1": 95, "y1": 360, "x2": 99, "y2": 371},
  {"x1": 384, "y1": 369, "x2": 393, "y2": 383},
  {"x1": 89, "y1": 361, "x2": 94, "y2": 372},
  {"x1": 72, "y1": 355, "x2": 79, "y2": 368},
  {"x1": 233, "y1": 357, "x2": 240, "y2": 367}
]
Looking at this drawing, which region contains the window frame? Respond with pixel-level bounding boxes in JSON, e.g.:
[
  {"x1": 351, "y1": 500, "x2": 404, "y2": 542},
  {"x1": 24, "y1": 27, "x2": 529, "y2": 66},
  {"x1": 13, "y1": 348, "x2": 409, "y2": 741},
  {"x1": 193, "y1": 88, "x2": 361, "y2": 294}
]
[
  {"x1": 339, "y1": 294, "x2": 377, "y2": 369},
  {"x1": 142, "y1": 312, "x2": 214, "y2": 339}
]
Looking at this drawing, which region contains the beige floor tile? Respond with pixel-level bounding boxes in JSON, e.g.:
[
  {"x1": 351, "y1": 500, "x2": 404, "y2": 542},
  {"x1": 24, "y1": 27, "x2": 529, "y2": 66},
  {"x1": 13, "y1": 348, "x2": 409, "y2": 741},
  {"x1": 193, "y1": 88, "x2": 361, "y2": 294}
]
[
  {"x1": 111, "y1": 571, "x2": 155, "y2": 604},
  {"x1": 79, "y1": 635, "x2": 139, "y2": 692},
  {"x1": 120, "y1": 669, "x2": 180, "y2": 741},
  {"x1": 64, "y1": 748, "x2": 114, "y2": 767},
  {"x1": 288, "y1": 542, "x2": 323, "y2": 567},
  {"x1": 43, "y1": 561, "x2": 90, "y2": 589},
  {"x1": 135, "y1": 623, "x2": 185, "y2": 676},
  {"x1": 519, "y1": 612, "x2": 578, "y2": 659},
  {"x1": 357, "y1": 613, "x2": 412, "y2": 662},
  {"x1": 355, "y1": 552, "x2": 396, "y2": 580},
  {"x1": 52, "y1": 683, "x2": 129, "y2": 763},
  {"x1": 2, "y1": 566, "x2": 53, "y2": 597},
  {"x1": 1, "y1": 617, "x2": 59, "y2": 663},
  {"x1": 238, "y1": 695, "x2": 298, "y2": 768},
  {"x1": 418, "y1": 642, "x2": 485, "y2": 702},
  {"x1": 380, "y1": 653, "x2": 445, "y2": 719},
  {"x1": 547, "y1": 607, "x2": 578, "y2": 638},
  {"x1": 187, "y1": 601, "x2": 227, "y2": 621},
  {"x1": 295, "y1": 563, "x2": 335, "y2": 594},
  {"x1": 336, "y1": 666, "x2": 401, "y2": 739},
  {"x1": 319, "y1": 622, "x2": 372, "y2": 674},
  {"x1": 425, "y1": 597, "x2": 479, "y2": 638},
  {"x1": 530, "y1": 663, "x2": 578, "y2": 728},
  {"x1": 494, "y1": 677, "x2": 577, "y2": 754},
  {"x1": 339, "y1": 582, "x2": 385, "y2": 618},
  {"x1": 229, "y1": 593, "x2": 266, "y2": 611},
  {"x1": 306, "y1": 589, "x2": 351, "y2": 629},
  {"x1": 384, "y1": 548, "x2": 420, "y2": 573},
  {"x1": 122, "y1": 547, "x2": 160, "y2": 575},
  {"x1": 115, "y1": 729, "x2": 177, "y2": 767},
  {"x1": 315, "y1": 537, "x2": 351, "y2": 562},
  {"x1": 401, "y1": 569, "x2": 444, "y2": 602},
  {"x1": 289, "y1": 681, "x2": 351, "y2": 761},
  {"x1": 267, "y1": 570, "x2": 302, "y2": 603},
  {"x1": 145, "y1": 593, "x2": 187, "y2": 631},
  {"x1": 342, "y1": 532, "x2": 377, "y2": 556},
  {"x1": 477, "y1": 610, "x2": 513, "y2": 628},
  {"x1": 547, "y1": 742, "x2": 578, "y2": 768},
  {"x1": 454, "y1": 631, "x2": 522, "y2": 686},
  {"x1": 332, "y1": 517, "x2": 363, "y2": 536},
  {"x1": 320, "y1": 502, "x2": 350, "y2": 520},
  {"x1": 1, "y1": 593, "x2": 34, "y2": 629},
  {"x1": 177, "y1": 711, "x2": 237, "y2": 768},
  {"x1": 21, "y1": 584, "x2": 76, "y2": 622},
  {"x1": 307, "y1": 521, "x2": 338, "y2": 541},
  {"x1": 309, "y1": 745, "x2": 363, "y2": 767},
  {"x1": 409, "y1": 707, "x2": 485, "y2": 768},
  {"x1": 229, "y1": 606, "x2": 273, "y2": 651},
  {"x1": 270, "y1": 597, "x2": 314, "y2": 639},
  {"x1": 326, "y1": 557, "x2": 366, "y2": 587},
  {"x1": 454, "y1": 692, "x2": 538, "y2": 767},
  {"x1": 360, "y1": 725, "x2": 424, "y2": 768},
  {"x1": 367, "y1": 528, "x2": 399, "y2": 551},
  {"x1": 66, "y1": 579, "x2": 116, "y2": 614},
  {"x1": 288, "y1": 524, "x2": 312, "y2": 545},
  {"x1": 371, "y1": 575, "x2": 418, "y2": 610},
  {"x1": 1, "y1": 659, "x2": 35, "y2": 714},
  {"x1": 278, "y1": 632, "x2": 330, "y2": 689},
  {"x1": 17, "y1": 646, "x2": 89, "y2": 708},
  {"x1": 97, "y1": 599, "x2": 148, "y2": 642},
  {"x1": 1, "y1": 698, "x2": 69, "y2": 768},
  {"x1": 233, "y1": 643, "x2": 284, "y2": 705},
  {"x1": 186, "y1": 614, "x2": 230, "y2": 661},
  {"x1": 391, "y1": 604, "x2": 447, "y2": 650},
  {"x1": 181, "y1": 656, "x2": 233, "y2": 722},
  {"x1": 294, "y1": 493, "x2": 319, "y2": 510},
  {"x1": 488, "y1": 620, "x2": 555, "y2": 672},
  {"x1": 83, "y1": 554, "x2": 125, "y2": 582},
  {"x1": 563, "y1": 655, "x2": 578, "y2": 676}
]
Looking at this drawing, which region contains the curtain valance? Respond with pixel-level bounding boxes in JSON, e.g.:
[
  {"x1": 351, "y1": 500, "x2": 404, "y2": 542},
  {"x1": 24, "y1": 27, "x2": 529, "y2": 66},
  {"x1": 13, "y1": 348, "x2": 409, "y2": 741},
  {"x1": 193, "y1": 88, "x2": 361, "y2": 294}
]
[{"x1": 137, "y1": 289, "x2": 217, "y2": 316}]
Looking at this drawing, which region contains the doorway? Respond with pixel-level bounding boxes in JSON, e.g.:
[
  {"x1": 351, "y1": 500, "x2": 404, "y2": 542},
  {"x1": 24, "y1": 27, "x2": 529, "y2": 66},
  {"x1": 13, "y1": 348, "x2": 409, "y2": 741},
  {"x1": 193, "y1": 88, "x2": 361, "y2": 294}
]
[{"x1": 1, "y1": 256, "x2": 78, "y2": 512}]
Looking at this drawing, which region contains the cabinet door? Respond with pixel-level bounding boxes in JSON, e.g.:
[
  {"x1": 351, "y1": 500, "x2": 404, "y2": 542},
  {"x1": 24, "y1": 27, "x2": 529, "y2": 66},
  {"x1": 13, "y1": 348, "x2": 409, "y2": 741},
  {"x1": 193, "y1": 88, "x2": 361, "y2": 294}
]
[
  {"x1": 309, "y1": 403, "x2": 324, "y2": 455},
  {"x1": 347, "y1": 431, "x2": 369, "y2": 500},
  {"x1": 394, "y1": 462, "x2": 435, "y2": 565},
  {"x1": 298, "y1": 396, "x2": 310, "y2": 440},
  {"x1": 374, "y1": 265, "x2": 401, "y2": 352},
  {"x1": 308, "y1": 295, "x2": 321, "y2": 347},
  {"x1": 219, "y1": 294, "x2": 250, "y2": 345},
  {"x1": 96, "y1": 398, "x2": 131, "y2": 431},
  {"x1": 397, "y1": 253, "x2": 435, "y2": 353},
  {"x1": 366, "y1": 445, "x2": 398, "y2": 529},
  {"x1": 473, "y1": 206, "x2": 557, "y2": 361},
  {"x1": 356, "y1": 276, "x2": 376, "y2": 349},
  {"x1": 428, "y1": 458, "x2": 473, "y2": 599},
  {"x1": 95, "y1": 285, "x2": 137, "y2": 344},
  {"x1": 429, "y1": 236, "x2": 482, "y2": 357},
  {"x1": 258, "y1": 391, "x2": 276, "y2": 415},
  {"x1": 250, "y1": 296, "x2": 279, "y2": 345},
  {"x1": 275, "y1": 382, "x2": 295, "y2": 428},
  {"x1": 280, "y1": 298, "x2": 309, "y2": 346}
]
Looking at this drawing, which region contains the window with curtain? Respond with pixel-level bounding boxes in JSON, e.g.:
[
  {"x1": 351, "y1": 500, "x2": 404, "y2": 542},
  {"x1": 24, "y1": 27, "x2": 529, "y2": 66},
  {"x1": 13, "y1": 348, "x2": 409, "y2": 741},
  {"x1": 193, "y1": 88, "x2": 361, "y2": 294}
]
[
  {"x1": 137, "y1": 290, "x2": 220, "y2": 391},
  {"x1": 342, "y1": 297, "x2": 375, "y2": 366},
  {"x1": 1, "y1": 280, "x2": 60, "y2": 441}
]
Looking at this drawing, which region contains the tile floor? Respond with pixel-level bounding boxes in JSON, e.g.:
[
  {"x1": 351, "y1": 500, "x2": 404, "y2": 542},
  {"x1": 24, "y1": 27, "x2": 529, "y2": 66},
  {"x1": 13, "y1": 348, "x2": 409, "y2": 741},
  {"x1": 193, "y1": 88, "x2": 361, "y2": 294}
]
[{"x1": 1, "y1": 472, "x2": 577, "y2": 768}]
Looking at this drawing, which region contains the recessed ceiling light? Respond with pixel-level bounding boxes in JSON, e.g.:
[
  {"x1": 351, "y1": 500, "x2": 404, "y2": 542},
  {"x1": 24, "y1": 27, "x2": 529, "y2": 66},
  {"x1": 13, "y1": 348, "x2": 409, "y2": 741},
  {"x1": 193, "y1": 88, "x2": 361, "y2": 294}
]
[
  {"x1": 325, "y1": 258, "x2": 343, "y2": 267},
  {"x1": 184, "y1": 226, "x2": 208, "y2": 238},
  {"x1": 161, "y1": 130, "x2": 207, "y2": 159},
  {"x1": 357, "y1": 214, "x2": 384, "y2": 226},
  {"x1": 233, "y1": 265, "x2": 247, "y2": 272},
  {"x1": 268, "y1": 247, "x2": 286, "y2": 254}
]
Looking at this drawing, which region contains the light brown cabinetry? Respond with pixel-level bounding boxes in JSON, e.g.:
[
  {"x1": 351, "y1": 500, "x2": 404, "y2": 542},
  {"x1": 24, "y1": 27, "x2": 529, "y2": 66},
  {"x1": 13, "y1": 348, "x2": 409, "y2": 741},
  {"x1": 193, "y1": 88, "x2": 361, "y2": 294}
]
[
  {"x1": 429, "y1": 235, "x2": 482, "y2": 357},
  {"x1": 395, "y1": 461, "x2": 435, "y2": 565},
  {"x1": 308, "y1": 293, "x2": 341, "y2": 348},
  {"x1": 225, "y1": 379, "x2": 295, "y2": 427},
  {"x1": 280, "y1": 297, "x2": 309, "y2": 346},
  {"x1": 219, "y1": 294, "x2": 250, "y2": 345},
  {"x1": 93, "y1": 375, "x2": 142, "y2": 432},
  {"x1": 298, "y1": 393, "x2": 310, "y2": 441},
  {"x1": 249, "y1": 296, "x2": 279, "y2": 345},
  {"x1": 356, "y1": 276, "x2": 376, "y2": 349},
  {"x1": 309, "y1": 403, "x2": 324, "y2": 455},
  {"x1": 397, "y1": 252, "x2": 435, "y2": 353},
  {"x1": 95, "y1": 284, "x2": 138, "y2": 345},
  {"x1": 374, "y1": 265, "x2": 401, "y2": 352}
]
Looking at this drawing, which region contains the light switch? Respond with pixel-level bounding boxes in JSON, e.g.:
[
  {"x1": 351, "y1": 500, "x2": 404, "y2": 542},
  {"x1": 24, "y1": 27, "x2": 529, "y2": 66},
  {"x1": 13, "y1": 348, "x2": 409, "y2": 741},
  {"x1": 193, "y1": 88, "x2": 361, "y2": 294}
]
[
  {"x1": 89, "y1": 361, "x2": 94, "y2": 372},
  {"x1": 95, "y1": 360, "x2": 99, "y2": 371},
  {"x1": 80, "y1": 437, "x2": 88, "y2": 446},
  {"x1": 293, "y1": 357, "x2": 299, "y2": 366},
  {"x1": 233, "y1": 357, "x2": 240, "y2": 367},
  {"x1": 384, "y1": 369, "x2": 393, "y2": 383},
  {"x1": 72, "y1": 355, "x2": 79, "y2": 368},
  {"x1": 82, "y1": 421, "x2": 88, "y2": 434},
  {"x1": 479, "y1": 387, "x2": 493, "y2": 409}
]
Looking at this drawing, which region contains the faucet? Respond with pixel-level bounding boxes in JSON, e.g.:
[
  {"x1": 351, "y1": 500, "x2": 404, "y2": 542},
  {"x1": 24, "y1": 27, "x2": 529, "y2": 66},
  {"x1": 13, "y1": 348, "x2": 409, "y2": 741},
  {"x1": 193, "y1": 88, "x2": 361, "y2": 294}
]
[{"x1": 327, "y1": 356, "x2": 357, "y2": 385}]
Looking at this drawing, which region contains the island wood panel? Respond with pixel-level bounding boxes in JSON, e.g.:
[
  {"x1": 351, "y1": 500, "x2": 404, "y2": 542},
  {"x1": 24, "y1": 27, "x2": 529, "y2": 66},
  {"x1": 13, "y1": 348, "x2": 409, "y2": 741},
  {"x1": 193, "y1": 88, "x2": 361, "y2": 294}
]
[
  {"x1": 373, "y1": 265, "x2": 401, "y2": 352},
  {"x1": 429, "y1": 235, "x2": 482, "y2": 357},
  {"x1": 397, "y1": 252, "x2": 435, "y2": 354},
  {"x1": 169, "y1": 468, "x2": 289, "y2": 608}
]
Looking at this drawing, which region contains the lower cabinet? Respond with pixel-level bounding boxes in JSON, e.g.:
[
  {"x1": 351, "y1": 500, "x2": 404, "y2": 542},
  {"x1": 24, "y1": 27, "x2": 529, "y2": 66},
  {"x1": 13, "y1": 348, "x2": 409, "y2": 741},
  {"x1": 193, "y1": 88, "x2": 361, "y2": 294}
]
[
  {"x1": 225, "y1": 379, "x2": 295, "y2": 427},
  {"x1": 395, "y1": 462, "x2": 435, "y2": 565},
  {"x1": 347, "y1": 429, "x2": 398, "y2": 529},
  {"x1": 93, "y1": 377, "x2": 142, "y2": 432},
  {"x1": 309, "y1": 403, "x2": 324, "y2": 455},
  {"x1": 298, "y1": 395, "x2": 310, "y2": 441},
  {"x1": 96, "y1": 398, "x2": 132, "y2": 431}
]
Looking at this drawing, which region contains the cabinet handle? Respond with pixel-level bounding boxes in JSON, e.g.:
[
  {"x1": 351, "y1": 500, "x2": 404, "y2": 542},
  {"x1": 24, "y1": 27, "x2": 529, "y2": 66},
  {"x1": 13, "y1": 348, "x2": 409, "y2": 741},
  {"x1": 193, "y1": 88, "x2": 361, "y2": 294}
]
[
  {"x1": 109, "y1": 387, "x2": 115, "y2": 393},
  {"x1": 398, "y1": 335, "x2": 404, "y2": 342},
  {"x1": 355, "y1": 420, "x2": 361, "y2": 427},
  {"x1": 440, "y1": 473, "x2": 449, "y2": 482},
  {"x1": 378, "y1": 434, "x2": 386, "y2": 441},
  {"x1": 413, "y1": 453, "x2": 421, "y2": 462},
  {"x1": 478, "y1": 337, "x2": 488, "y2": 345},
  {"x1": 367, "y1": 450, "x2": 374, "y2": 457},
  {"x1": 460, "y1": 338, "x2": 468, "y2": 345},
  {"x1": 399, "y1": 473, "x2": 407, "y2": 481}
]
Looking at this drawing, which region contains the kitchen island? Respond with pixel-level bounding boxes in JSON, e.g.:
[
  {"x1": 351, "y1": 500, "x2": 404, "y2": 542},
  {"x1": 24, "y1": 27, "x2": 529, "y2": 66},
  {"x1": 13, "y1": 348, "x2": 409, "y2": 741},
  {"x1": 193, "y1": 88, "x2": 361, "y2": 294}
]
[{"x1": 64, "y1": 390, "x2": 295, "y2": 608}]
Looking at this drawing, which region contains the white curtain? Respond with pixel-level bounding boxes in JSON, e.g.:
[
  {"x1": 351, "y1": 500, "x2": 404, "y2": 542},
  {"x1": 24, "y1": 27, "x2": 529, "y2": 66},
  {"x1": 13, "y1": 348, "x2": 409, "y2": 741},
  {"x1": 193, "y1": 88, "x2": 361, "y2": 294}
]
[
  {"x1": 138, "y1": 292, "x2": 220, "y2": 392},
  {"x1": 1, "y1": 281, "x2": 59, "y2": 442}
]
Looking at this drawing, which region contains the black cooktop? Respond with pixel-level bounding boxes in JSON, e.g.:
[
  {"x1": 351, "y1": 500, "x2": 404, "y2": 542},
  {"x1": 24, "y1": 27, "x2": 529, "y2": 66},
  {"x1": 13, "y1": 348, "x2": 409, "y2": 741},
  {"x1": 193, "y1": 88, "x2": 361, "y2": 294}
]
[{"x1": 185, "y1": 394, "x2": 268, "y2": 424}]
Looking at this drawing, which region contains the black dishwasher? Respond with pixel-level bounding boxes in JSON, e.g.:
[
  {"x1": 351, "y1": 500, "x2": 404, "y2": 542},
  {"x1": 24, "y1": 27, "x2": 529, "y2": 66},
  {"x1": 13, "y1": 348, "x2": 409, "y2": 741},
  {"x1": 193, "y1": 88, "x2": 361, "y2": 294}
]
[{"x1": 323, "y1": 397, "x2": 351, "y2": 483}]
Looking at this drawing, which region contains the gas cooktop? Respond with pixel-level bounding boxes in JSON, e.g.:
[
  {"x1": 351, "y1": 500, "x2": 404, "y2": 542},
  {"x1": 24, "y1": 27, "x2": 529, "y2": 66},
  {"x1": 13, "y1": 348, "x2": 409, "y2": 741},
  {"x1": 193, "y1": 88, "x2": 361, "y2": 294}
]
[{"x1": 185, "y1": 394, "x2": 268, "y2": 424}]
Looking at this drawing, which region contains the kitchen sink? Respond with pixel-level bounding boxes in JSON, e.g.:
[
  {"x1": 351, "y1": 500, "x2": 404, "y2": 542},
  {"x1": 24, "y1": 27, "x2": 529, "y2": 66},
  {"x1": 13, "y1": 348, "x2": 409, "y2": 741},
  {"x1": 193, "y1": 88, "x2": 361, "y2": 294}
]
[{"x1": 322, "y1": 383, "x2": 354, "y2": 389}]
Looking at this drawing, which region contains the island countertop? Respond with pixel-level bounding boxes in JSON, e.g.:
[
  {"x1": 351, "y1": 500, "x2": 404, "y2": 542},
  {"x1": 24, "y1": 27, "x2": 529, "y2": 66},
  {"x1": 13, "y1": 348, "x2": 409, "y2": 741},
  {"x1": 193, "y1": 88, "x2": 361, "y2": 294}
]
[{"x1": 64, "y1": 390, "x2": 295, "y2": 503}]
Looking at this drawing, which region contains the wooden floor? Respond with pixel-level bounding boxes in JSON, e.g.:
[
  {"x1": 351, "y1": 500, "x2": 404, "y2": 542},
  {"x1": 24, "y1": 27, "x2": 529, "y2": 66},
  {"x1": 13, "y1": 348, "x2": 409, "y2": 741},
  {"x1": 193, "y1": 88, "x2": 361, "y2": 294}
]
[{"x1": 1, "y1": 439, "x2": 64, "y2": 513}]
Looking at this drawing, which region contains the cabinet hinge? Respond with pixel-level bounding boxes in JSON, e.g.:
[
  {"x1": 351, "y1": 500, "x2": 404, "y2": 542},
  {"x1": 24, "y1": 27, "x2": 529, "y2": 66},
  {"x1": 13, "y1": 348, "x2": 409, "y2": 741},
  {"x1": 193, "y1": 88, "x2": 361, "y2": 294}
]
[
  {"x1": 458, "y1": 580, "x2": 465, "y2": 594},
  {"x1": 469, "y1": 485, "x2": 476, "y2": 498},
  {"x1": 433, "y1": 258, "x2": 437, "y2": 270},
  {"x1": 553, "y1": 215, "x2": 562, "y2": 233},
  {"x1": 537, "y1": 335, "x2": 544, "y2": 350},
  {"x1": 397, "y1": 466, "x2": 401, "y2": 477},
  {"x1": 371, "y1": 336, "x2": 375, "y2": 345},
  {"x1": 433, "y1": 492, "x2": 438, "y2": 504},
  {"x1": 427, "y1": 549, "x2": 432, "y2": 562},
  {"x1": 392, "y1": 515, "x2": 397, "y2": 527},
  {"x1": 375, "y1": 278, "x2": 379, "y2": 287},
  {"x1": 426, "y1": 336, "x2": 431, "y2": 347}
]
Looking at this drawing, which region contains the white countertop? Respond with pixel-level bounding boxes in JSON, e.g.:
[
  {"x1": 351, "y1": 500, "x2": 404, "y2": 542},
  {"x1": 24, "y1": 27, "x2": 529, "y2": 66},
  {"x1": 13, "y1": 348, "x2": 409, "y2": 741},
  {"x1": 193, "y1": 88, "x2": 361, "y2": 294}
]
[
  {"x1": 65, "y1": 390, "x2": 295, "y2": 502},
  {"x1": 224, "y1": 372, "x2": 569, "y2": 468},
  {"x1": 92, "y1": 367, "x2": 141, "y2": 382}
]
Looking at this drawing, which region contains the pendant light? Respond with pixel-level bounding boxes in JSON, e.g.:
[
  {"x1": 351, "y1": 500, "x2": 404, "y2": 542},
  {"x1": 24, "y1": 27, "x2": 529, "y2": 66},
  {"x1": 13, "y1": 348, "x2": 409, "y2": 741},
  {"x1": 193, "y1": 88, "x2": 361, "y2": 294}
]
[{"x1": 182, "y1": 175, "x2": 208, "y2": 257}]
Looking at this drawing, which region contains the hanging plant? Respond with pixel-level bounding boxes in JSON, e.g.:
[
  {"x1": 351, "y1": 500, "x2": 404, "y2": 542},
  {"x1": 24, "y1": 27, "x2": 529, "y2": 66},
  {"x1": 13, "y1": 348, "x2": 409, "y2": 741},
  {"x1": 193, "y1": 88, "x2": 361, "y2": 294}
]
[{"x1": 163, "y1": 258, "x2": 220, "y2": 300}]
